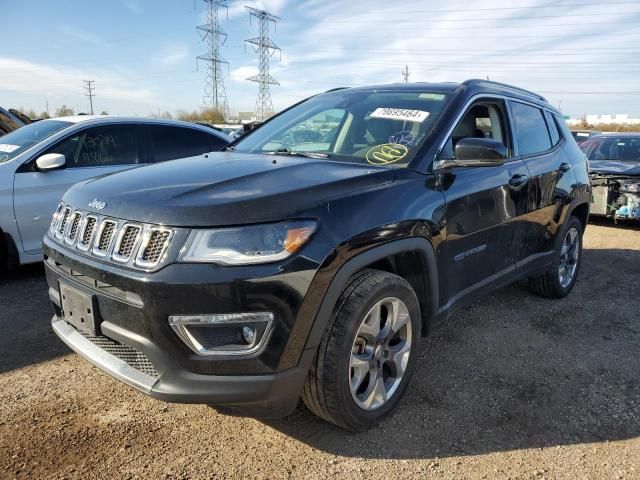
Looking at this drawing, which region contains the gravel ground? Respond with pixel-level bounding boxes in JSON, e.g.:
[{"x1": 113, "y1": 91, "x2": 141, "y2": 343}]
[{"x1": 1, "y1": 222, "x2": 639, "y2": 480}]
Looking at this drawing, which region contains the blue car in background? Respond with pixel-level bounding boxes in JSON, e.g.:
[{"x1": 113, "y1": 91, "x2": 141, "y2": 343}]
[{"x1": 0, "y1": 116, "x2": 231, "y2": 269}]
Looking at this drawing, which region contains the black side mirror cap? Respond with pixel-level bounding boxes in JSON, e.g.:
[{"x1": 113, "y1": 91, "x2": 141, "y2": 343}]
[
  {"x1": 435, "y1": 137, "x2": 508, "y2": 170},
  {"x1": 455, "y1": 137, "x2": 507, "y2": 162}
]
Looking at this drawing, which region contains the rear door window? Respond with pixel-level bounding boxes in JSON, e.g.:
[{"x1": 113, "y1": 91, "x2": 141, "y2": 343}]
[
  {"x1": 510, "y1": 102, "x2": 552, "y2": 156},
  {"x1": 149, "y1": 126, "x2": 215, "y2": 162}
]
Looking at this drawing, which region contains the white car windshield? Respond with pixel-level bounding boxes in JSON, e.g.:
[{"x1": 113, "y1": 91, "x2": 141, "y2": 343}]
[
  {"x1": 0, "y1": 120, "x2": 72, "y2": 164},
  {"x1": 232, "y1": 89, "x2": 451, "y2": 168}
]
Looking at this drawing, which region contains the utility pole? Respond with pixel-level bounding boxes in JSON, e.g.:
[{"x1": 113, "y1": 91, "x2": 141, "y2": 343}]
[
  {"x1": 245, "y1": 7, "x2": 280, "y2": 121},
  {"x1": 83, "y1": 80, "x2": 95, "y2": 114},
  {"x1": 196, "y1": 0, "x2": 229, "y2": 120},
  {"x1": 402, "y1": 65, "x2": 410, "y2": 83}
]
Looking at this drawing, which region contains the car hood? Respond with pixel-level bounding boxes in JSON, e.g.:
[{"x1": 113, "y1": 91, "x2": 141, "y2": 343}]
[
  {"x1": 589, "y1": 160, "x2": 640, "y2": 176},
  {"x1": 63, "y1": 153, "x2": 394, "y2": 226}
]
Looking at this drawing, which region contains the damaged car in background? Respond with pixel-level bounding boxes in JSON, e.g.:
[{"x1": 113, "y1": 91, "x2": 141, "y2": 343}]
[{"x1": 581, "y1": 133, "x2": 640, "y2": 221}]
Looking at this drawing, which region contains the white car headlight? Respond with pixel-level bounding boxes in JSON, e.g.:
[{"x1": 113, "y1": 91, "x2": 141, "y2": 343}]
[{"x1": 178, "y1": 220, "x2": 317, "y2": 265}]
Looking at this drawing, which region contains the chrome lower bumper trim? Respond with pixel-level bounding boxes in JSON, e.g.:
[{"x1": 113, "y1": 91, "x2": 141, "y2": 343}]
[{"x1": 51, "y1": 316, "x2": 158, "y2": 393}]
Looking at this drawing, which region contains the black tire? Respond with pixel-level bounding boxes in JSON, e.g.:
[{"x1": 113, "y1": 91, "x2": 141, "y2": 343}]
[
  {"x1": 528, "y1": 215, "x2": 583, "y2": 298},
  {"x1": 0, "y1": 234, "x2": 7, "y2": 274},
  {"x1": 301, "y1": 269, "x2": 422, "y2": 431}
]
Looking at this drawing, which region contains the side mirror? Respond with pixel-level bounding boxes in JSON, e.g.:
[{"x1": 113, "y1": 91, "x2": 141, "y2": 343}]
[
  {"x1": 435, "y1": 138, "x2": 507, "y2": 170},
  {"x1": 35, "y1": 153, "x2": 66, "y2": 171}
]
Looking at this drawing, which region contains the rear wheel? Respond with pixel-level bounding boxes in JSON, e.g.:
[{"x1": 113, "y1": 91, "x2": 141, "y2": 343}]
[
  {"x1": 528, "y1": 215, "x2": 583, "y2": 298},
  {"x1": 302, "y1": 269, "x2": 421, "y2": 431}
]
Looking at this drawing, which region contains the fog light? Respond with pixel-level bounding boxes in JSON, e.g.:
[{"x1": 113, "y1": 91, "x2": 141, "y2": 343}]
[
  {"x1": 168, "y1": 312, "x2": 274, "y2": 356},
  {"x1": 242, "y1": 326, "x2": 256, "y2": 345}
]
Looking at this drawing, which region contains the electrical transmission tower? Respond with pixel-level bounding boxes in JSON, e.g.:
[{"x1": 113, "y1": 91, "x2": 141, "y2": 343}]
[
  {"x1": 83, "y1": 80, "x2": 95, "y2": 114},
  {"x1": 196, "y1": 0, "x2": 229, "y2": 119},
  {"x1": 401, "y1": 65, "x2": 410, "y2": 83},
  {"x1": 245, "y1": 7, "x2": 280, "y2": 121}
]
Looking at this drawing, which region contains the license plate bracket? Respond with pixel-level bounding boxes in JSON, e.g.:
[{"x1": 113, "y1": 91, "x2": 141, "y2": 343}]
[{"x1": 59, "y1": 282, "x2": 99, "y2": 335}]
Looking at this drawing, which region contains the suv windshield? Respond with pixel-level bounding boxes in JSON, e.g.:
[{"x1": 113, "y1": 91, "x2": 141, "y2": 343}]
[
  {"x1": 232, "y1": 89, "x2": 451, "y2": 167},
  {"x1": 580, "y1": 136, "x2": 640, "y2": 163},
  {"x1": 0, "y1": 120, "x2": 72, "y2": 164}
]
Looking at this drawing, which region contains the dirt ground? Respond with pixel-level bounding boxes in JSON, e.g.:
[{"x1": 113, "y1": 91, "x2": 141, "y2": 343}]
[{"x1": 1, "y1": 221, "x2": 639, "y2": 480}]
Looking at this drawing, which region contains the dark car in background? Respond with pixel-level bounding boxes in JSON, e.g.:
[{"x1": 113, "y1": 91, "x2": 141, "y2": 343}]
[
  {"x1": 580, "y1": 133, "x2": 640, "y2": 221},
  {"x1": 44, "y1": 80, "x2": 590, "y2": 431},
  {"x1": 0, "y1": 107, "x2": 26, "y2": 135},
  {"x1": 571, "y1": 129, "x2": 602, "y2": 144}
]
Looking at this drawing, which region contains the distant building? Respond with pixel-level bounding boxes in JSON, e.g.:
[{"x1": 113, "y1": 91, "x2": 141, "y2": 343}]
[
  {"x1": 238, "y1": 111, "x2": 257, "y2": 123},
  {"x1": 568, "y1": 114, "x2": 640, "y2": 126}
]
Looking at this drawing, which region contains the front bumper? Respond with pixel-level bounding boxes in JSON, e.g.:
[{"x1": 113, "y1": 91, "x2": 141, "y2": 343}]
[
  {"x1": 44, "y1": 234, "x2": 322, "y2": 417},
  {"x1": 51, "y1": 314, "x2": 312, "y2": 416}
]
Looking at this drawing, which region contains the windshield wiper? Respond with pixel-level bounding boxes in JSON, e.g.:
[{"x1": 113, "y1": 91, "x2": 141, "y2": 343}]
[{"x1": 268, "y1": 148, "x2": 329, "y2": 159}]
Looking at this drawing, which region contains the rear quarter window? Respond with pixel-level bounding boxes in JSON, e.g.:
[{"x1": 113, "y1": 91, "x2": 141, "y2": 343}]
[
  {"x1": 510, "y1": 101, "x2": 552, "y2": 156},
  {"x1": 150, "y1": 126, "x2": 219, "y2": 162}
]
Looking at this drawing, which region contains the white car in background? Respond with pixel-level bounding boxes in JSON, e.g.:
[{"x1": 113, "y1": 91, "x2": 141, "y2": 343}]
[{"x1": 0, "y1": 116, "x2": 231, "y2": 269}]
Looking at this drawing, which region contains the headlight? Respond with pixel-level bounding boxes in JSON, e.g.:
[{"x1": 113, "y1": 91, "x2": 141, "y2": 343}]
[{"x1": 178, "y1": 220, "x2": 317, "y2": 265}]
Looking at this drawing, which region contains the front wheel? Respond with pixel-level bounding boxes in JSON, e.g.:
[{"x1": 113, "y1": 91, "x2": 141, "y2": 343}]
[
  {"x1": 301, "y1": 269, "x2": 421, "y2": 431},
  {"x1": 528, "y1": 215, "x2": 583, "y2": 298}
]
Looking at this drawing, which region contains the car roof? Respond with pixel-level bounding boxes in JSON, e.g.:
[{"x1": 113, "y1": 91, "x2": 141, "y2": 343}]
[
  {"x1": 325, "y1": 79, "x2": 557, "y2": 114},
  {"x1": 45, "y1": 115, "x2": 232, "y2": 140},
  {"x1": 590, "y1": 132, "x2": 640, "y2": 138}
]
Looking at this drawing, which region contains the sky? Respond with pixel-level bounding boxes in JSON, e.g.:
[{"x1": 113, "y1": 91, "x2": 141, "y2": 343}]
[{"x1": 2, "y1": 0, "x2": 640, "y2": 118}]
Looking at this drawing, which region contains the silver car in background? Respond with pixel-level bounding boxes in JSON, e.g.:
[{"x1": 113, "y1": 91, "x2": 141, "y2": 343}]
[{"x1": 0, "y1": 116, "x2": 231, "y2": 269}]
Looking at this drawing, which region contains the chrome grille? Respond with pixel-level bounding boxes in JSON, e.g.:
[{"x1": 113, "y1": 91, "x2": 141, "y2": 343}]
[
  {"x1": 57, "y1": 207, "x2": 71, "y2": 237},
  {"x1": 50, "y1": 203, "x2": 65, "y2": 235},
  {"x1": 66, "y1": 211, "x2": 82, "y2": 244},
  {"x1": 113, "y1": 225, "x2": 141, "y2": 261},
  {"x1": 79, "y1": 216, "x2": 98, "y2": 250},
  {"x1": 94, "y1": 221, "x2": 116, "y2": 254},
  {"x1": 140, "y1": 229, "x2": 171, "y2": 264},
  {"x1": 77, "y1": 330, "x2": 159, "y2": 378},
  {"x1": 48, "y1": 203, "x2": 177, "y2": 271}
]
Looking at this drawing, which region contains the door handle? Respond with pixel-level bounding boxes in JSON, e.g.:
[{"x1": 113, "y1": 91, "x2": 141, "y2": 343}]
[
  {"x1": 508, "y1": 174, "x2": 529, "y2": 191},
  {"x1": 559, "y1": 162, "x2": 572, "y2": 172}
]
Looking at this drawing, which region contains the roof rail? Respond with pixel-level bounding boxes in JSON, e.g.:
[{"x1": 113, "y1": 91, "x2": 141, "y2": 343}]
[
  {"x1": 463, "y1": 79, "x2": 547, "y2": 102},
  {"x1": 324, "y1": 87, "x2": 349, "y2": 93}
]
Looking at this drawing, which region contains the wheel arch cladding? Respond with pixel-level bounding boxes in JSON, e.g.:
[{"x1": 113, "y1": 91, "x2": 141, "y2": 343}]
[{"x1": 305, "y1": 237, "x2": 439, "y2": 350}]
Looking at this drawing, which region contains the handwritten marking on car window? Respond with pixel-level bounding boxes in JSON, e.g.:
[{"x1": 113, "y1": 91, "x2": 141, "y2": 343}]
[{"x1": 388, "y1": 131, "x2": 415, "y2": 146}]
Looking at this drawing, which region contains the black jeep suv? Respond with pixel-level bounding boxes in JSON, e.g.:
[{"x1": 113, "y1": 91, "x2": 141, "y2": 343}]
[{"x1": 44, "y1": 80, "x2": 590, "y2": 431}]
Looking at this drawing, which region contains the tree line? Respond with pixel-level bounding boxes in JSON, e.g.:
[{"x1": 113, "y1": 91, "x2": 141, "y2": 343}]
[{"x1": 15, "y1": 106, "x2": 227, "y2": 124}]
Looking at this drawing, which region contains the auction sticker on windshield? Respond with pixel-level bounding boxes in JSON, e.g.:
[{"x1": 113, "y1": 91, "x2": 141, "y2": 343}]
[
  {"x1": 371, "y1": 108, "x2": 429, "y2": 123},
  {"x1": 0, "y1": 144, "x2": 20, "y2": 153},
  {"x1": 366, "y1": 143, "x2": 408, "y2": 165}
]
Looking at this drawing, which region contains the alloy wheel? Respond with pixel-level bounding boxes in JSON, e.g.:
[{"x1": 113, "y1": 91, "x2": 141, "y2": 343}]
[
  {"x1": 559, "y1": 227, "x2": 580, "y2": 288},
  {"x1": 349, "y1": 297, "x2": 413, "y2": 410}
]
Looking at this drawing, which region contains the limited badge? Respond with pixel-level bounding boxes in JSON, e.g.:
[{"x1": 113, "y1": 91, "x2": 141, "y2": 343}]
[{"x1": 366, "y1": 143, "x2": 408, "y2": 165}]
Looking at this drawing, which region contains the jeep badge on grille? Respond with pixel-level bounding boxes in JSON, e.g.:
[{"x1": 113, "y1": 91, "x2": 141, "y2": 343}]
[{"x1": 88, "y1": 198, "x2": 106, "y2": 211}]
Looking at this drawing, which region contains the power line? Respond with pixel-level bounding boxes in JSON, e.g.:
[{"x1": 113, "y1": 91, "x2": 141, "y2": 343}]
[
  {"x1": 357, "y1": 1, "x2": 640, "y2": 15},
  {"x1": 245, "y1": 6, "x2": 281, "y2": 121},
  {"x1": 83, "y1": 80, "x2": 95, "y2": 114},
  {"x1": 196, "y1": 0, "x2": 229, "y2": 118},
  {"x1": 328, "y1": 10, "x2": 640, "y2": 23}
]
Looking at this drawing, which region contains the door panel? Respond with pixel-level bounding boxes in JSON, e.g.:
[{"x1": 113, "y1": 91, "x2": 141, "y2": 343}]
[
  {"x1": 520, "y1": 148, "x2": 575, "y2": 264},
  {"x1": 442, "y1": 159, "x2": 529, "y2": 307}
]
